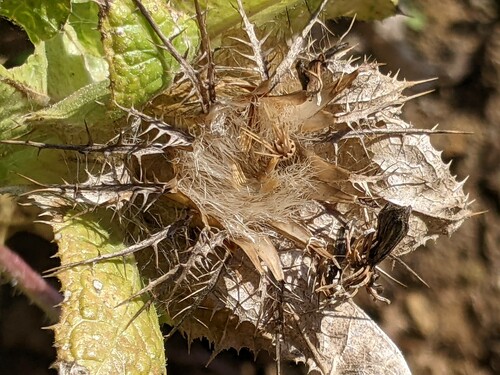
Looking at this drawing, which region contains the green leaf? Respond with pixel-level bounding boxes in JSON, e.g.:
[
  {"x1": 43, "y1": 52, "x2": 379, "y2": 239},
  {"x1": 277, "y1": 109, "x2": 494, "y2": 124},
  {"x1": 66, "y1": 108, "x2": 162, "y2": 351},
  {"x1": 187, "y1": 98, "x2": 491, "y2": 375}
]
[
  {"x1": 0, "y1": 79, "x2": 114, "y2": 182},
  {"x1": 174, "y1": 0, "x2": 399, "y2": 38},
  {"x1": 0, "y1": 69, "x2": 113, "y2": 188},
  {"x1": 0, "y1": 0, "x2": 111, "y2": 149},
  {"x1": 0, "y1": 0, "x2": 71, "y2": 43},
  {"x1": 69, "y1": 0, "x2": 105, "y2": 57},
  {"x1": 99, "y1": 0, "x2": 199, "y2": 107},
  {"x1": 0, "y1": 142, "x2": 66, "y2": 186},
  {"x1": 0, "y1": 43, "x2": 49, "y2": 99},
  {"x1": 324, "y1": 0, "x2": 399, "y2": 20},
  {"x1": 52, "y1": 212, "x2": 166, "y2": 374},
  {"x1": 0, "y1": 1, "x2": 108, "y2": 100},
  {"x1": 0, "y1": 43, "x2": 51, "y2": 184},
  {"x1": 45, "y1": 24, "x2": 108, "y2": 101},
  {"x1": 24, "y1": 79, "x2": 121, "y2": 128}
]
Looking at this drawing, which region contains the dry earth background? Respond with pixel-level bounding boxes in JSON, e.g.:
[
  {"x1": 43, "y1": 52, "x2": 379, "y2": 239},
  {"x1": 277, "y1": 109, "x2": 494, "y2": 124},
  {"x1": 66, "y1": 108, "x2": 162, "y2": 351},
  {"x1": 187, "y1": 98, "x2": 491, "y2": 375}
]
[{"x1": 0, "y1": 0, "x2": 498, "y2": 374}]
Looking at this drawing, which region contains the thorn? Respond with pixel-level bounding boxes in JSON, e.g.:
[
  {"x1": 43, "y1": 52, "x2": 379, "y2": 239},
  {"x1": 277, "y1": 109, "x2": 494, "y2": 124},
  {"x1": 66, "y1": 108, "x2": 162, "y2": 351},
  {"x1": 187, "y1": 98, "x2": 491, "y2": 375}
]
[
  {"x1": 391, "y1": 256, "x2": 430, "y2": 288},
  {"x1": 235, "y1": 0, "x2": 269, "y2": 80},
  {"x1": 467, "y1": 210, "x2": 488, "y2": 218},
  {"x1": 403, "y1": 89, "x2": 435, "y2": 102},
  {"x1": 84, "y1": 121, "x2": 94, "y2": 146},
  {"x1": 227, "y1": 36, "x2": 252, "y2": 47},
  {"x1": 268, "y1": 0, "x2": 330, "y2": 92},
  {"x1": 44, "y1": 225, "x2": 173, "y2": 274},
  {"x1": 338, "y1": 14, "x2": 356, "y2": 45},
  {"x1": 121, "y1": 299, "x2": 153, "y2": 331},
  {"x1": 454, "y1": 176, "x2": 469, "y2": 191},
  {"x1": 407, "y1": 77, "x2": 439, "y2": 86},
  {"x1": 333, "y1": 128, "x2": 473, "y2": 142}
]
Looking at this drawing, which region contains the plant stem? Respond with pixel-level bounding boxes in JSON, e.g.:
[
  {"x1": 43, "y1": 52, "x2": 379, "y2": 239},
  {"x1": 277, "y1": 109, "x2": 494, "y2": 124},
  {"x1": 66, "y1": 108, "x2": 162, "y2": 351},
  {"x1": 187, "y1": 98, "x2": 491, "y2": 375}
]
[{"x1": 0, "y1": 244, "x2": 62, "y2": 323}]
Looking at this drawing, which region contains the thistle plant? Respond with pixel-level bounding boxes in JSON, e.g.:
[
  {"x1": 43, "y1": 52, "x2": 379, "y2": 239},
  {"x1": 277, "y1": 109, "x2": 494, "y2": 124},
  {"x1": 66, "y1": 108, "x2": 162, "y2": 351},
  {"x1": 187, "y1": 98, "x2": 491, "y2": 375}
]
[{"x1": 0, "y1": 1, "x2": 471, "y2": 374}]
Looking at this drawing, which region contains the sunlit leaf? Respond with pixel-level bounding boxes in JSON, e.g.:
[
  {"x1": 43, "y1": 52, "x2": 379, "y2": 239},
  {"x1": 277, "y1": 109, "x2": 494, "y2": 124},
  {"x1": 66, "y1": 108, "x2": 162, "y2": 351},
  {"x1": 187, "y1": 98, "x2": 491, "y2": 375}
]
[
  {"x1": 52, "y1": 212, "x2": 165, "y2": 374},
  {"x1": 0, "y1": 0, "x2": 71, "y2": 43}
]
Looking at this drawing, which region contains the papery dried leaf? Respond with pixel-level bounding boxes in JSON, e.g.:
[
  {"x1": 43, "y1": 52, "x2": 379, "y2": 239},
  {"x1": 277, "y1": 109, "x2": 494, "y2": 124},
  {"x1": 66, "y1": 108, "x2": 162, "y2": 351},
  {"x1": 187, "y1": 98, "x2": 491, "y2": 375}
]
[
  {"x1": 366, "y1": 117, "x2": 471, "y2": 252},
  {"x1": 176, "y1": 246, "x2": 411, "y2": 375}
]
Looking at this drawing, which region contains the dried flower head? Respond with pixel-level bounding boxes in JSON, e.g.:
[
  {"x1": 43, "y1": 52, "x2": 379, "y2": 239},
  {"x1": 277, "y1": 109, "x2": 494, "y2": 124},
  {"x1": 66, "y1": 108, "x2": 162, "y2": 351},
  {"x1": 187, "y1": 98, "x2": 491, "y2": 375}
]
[{"x1": 3, "y1": 1, "x2": 472, "y2": 374}]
